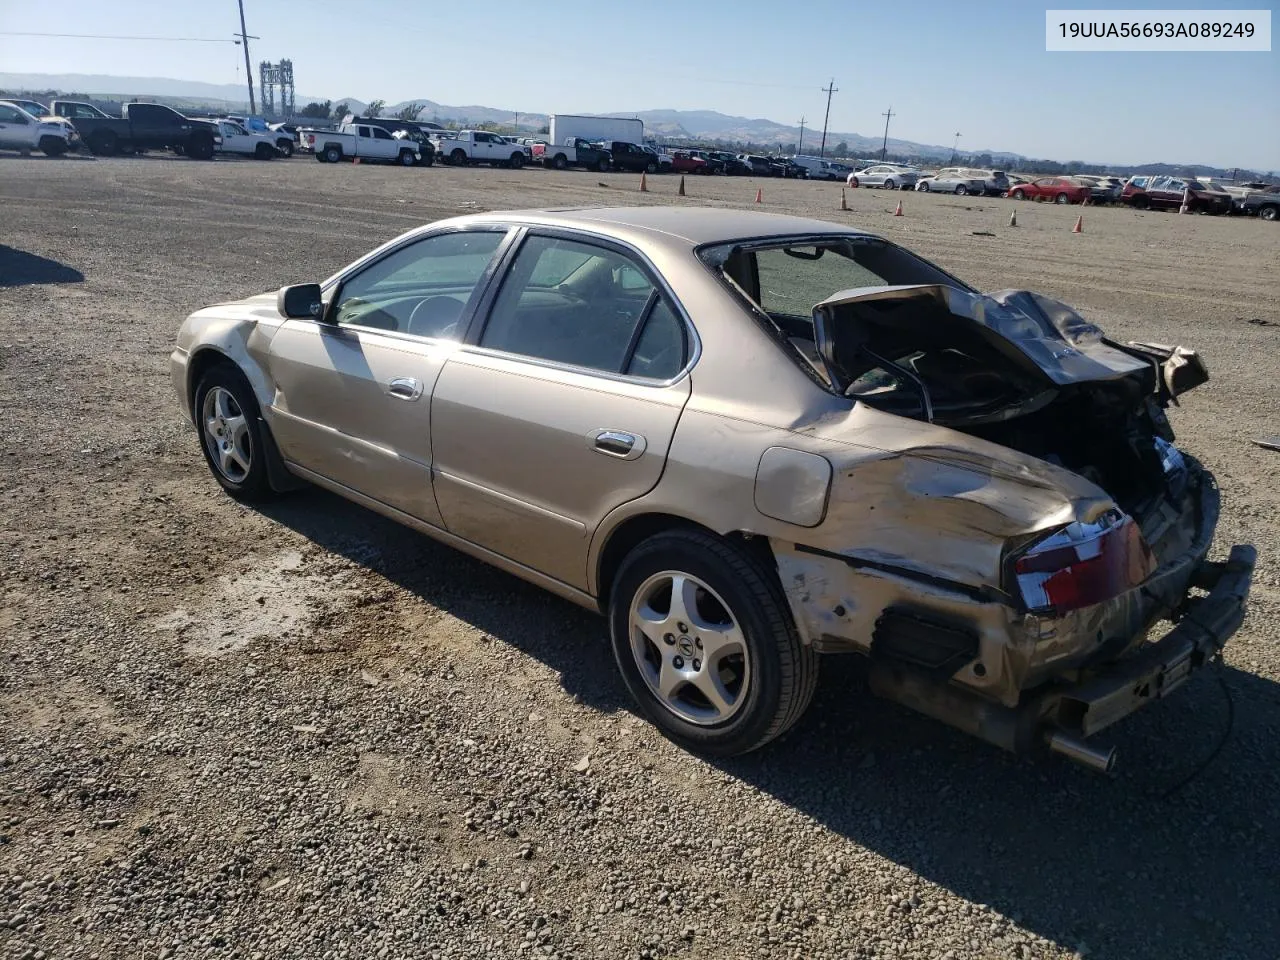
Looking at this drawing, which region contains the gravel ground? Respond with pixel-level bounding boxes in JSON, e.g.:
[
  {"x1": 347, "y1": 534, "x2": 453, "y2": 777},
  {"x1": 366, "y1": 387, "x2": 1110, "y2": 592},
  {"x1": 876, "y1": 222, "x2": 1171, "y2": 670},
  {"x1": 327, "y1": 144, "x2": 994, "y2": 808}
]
[{"x1": 2, "y1": 154, "x2": 1278, "y2": 960}]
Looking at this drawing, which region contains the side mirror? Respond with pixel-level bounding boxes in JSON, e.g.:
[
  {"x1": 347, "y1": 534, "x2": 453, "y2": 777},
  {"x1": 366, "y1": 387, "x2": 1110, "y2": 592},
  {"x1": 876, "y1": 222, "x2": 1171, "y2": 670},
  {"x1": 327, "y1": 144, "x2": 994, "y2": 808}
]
[{"x1": 277, "y1": 283, "x2": 324, "y2": 320}]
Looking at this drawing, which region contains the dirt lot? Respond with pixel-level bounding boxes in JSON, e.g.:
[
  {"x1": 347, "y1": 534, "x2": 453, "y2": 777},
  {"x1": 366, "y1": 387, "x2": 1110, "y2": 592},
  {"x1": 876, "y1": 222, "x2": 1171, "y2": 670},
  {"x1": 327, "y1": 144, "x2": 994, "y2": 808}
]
[{"x1": 2, "y1": 154, "x2": 1278, "y2": 960}]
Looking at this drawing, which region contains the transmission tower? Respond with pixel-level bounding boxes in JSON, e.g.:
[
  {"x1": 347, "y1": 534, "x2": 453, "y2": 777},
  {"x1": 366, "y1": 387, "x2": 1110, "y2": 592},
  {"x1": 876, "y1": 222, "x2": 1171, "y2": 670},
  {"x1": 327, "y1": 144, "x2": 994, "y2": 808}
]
[{"x1": 258, "y1": 59, "x2": 296, "y2": 117}]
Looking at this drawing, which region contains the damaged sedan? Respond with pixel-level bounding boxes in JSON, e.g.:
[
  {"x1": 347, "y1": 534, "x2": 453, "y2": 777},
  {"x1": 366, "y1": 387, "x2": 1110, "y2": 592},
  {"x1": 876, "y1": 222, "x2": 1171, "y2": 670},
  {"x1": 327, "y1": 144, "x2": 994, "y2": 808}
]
[{"x1": 171, "y1": 207, "x2": 1254, "y2": 771}]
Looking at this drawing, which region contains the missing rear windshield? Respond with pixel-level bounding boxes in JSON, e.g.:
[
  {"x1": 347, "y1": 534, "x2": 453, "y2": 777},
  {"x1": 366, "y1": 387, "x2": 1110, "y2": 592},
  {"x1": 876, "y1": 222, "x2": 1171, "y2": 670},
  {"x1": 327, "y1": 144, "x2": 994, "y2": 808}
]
[{"x1": 699, "y1": 235, "x2": 971, "y2": 390}]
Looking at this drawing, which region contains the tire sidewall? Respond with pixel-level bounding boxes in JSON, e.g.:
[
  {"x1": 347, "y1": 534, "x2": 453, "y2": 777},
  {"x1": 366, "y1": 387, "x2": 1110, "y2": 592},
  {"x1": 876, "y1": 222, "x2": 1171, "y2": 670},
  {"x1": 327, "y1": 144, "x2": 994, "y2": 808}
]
[
  {"x1": 608, "y1": 535, "x2": 788, "y2": 756},
  {"x1": 193, "y1": 364, "x2": 271, "y2": 501}
]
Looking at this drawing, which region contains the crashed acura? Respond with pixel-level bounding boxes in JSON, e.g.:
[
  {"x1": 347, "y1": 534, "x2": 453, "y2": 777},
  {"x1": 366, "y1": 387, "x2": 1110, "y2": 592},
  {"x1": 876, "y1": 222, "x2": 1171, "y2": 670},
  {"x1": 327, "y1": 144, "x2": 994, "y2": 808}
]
[{"x1": 170, "y1": 207, "x2": 1254, "y2": 771}]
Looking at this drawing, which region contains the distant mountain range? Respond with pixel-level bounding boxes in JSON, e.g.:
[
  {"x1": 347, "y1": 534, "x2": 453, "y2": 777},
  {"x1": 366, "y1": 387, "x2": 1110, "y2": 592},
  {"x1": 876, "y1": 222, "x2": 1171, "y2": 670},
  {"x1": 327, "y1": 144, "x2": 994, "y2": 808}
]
[{"x1": 1, "y1": 72, "x2": 1267, "y2": 176}]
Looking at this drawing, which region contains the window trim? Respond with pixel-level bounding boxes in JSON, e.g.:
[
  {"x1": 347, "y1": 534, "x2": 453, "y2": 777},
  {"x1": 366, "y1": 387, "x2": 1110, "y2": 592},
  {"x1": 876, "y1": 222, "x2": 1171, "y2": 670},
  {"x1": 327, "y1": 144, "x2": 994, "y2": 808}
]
[
  {"x1": 460, "y1": 225, "x2": 701, "y2": 388},
  {"x1": 314, "y1": 225, "x2": 518, "y2": 344}
]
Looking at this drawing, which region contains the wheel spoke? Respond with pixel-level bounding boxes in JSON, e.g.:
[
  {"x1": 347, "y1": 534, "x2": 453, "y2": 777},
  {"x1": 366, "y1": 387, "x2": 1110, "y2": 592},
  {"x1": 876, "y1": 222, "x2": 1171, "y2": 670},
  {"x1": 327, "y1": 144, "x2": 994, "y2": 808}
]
[
  {"x1": 666, "y1": 574, "x2": 700, "y2": 631},
  {"x1": 225, "y1": 414, "x2": 248, "y2": 448},
  {"x1": 219, "y1": 445, "x2": 240, "y2": 477},
  {"x1": 690, "y1": 669, "x2": 734, "y2": 718},
  {"x1": 697, "y1": 622, "x2": 745, "y2": 663},
  {"x1": 204, "y1": 415, "x2": 221, "y2": 440},
  {"x1": 656, "y1": 656, "x2": 684, "y2": 701},
  {"x1": 213, "y1": 388, "x2": 236, "y2": 421}
]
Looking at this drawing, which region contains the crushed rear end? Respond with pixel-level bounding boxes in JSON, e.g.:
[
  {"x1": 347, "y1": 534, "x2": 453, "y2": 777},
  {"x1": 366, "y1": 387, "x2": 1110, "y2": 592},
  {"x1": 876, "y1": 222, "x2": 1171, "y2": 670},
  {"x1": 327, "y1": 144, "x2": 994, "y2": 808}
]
[{"x1": 774, "y1": 284, "x2": 1254, "y2": 770}]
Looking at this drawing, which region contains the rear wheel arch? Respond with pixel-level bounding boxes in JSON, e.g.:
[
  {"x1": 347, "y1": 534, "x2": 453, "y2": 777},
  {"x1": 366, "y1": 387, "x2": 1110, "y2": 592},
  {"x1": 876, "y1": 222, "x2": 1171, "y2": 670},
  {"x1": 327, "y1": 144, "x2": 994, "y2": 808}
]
[{"x1": 593, "y1": 513, "x2": 776, "y2": 609}]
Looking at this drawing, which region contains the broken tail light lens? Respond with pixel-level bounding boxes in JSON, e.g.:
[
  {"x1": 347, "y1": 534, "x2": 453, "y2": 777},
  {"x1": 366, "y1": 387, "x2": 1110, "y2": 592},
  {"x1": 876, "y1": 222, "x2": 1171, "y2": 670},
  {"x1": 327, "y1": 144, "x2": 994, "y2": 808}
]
[{"x1": 1013, "y1": 511, "x2": 1155, "y2": 615}]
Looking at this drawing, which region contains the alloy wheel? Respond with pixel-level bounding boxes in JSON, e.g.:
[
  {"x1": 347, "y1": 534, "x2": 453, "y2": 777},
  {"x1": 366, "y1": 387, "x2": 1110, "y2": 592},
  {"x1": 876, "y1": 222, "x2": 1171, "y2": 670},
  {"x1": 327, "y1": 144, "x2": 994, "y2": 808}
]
[{"x1": 202, "y1": 386, "x2": 252, "y2": 483}]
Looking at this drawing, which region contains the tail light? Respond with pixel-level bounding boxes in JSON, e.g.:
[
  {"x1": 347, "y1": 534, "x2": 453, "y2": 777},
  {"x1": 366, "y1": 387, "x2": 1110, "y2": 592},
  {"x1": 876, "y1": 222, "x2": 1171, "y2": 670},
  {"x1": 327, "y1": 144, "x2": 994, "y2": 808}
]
[{"x1": 1011, "y1": 511, "x2": 1155, "y2": 615}]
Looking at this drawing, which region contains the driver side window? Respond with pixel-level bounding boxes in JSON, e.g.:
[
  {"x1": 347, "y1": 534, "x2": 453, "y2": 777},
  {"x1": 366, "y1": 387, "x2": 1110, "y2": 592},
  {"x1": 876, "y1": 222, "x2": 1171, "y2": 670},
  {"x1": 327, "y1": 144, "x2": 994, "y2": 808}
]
[{"x1": 331, "y1": 230, "x2": 506, "y2": 338}]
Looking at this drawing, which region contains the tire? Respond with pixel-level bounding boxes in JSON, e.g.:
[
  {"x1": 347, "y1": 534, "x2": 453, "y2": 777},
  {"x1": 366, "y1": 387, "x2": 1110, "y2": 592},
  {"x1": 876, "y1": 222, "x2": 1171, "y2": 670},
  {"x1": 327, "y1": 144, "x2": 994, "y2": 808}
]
[
  {"x1": 609, "y1": 529, "x2": 819, "y2": 757},
  {"x1": 917, "y1": 181, "x2": 928, "y2": 192},
  {"x1": 645, "y1": 161, "x2": 658, "y2": 174},
  {"x1": 315, "y1": 152, "x2": 327, "y2": 163},
  {"x1": 884, "y1": 178, "x2": 895, "y2": 190},
  {"x1": 597, "y1": 157, "x2": 610, "y2": 173},
  {"x1": 276, "y1": 139, "x2": 294, "y2": 158},
  {"x1": 420, "y1": 152, "x2": 434, "y2": 167},
  {"x1": 399, "y1": 149, "x2": 416, "y2": 166},
  {"x1": 509, "y1": 152, "x2": 524, "y2": 169},
  {"x1": 552, "y1": 153, "x2": 568, "y2": 170},
  {"x1": 255, "y1": 143, "x2": 275, "y2": 161},
  {"x1": 1056, "y1": 192, "x2": 1069, "y2": 204},
  {"x1": 323, "y1": 145, "x2": 342, "y2": 164},
  {"x1": 192, "y1": 364, "x2": 274, "y2": 502},
  {"x1": 1011, "y1": 189, "x2": 1026, "y2": 200},
  {"x1": 88, "y1": 129, "x2": 119, "y2": 157},
  {"x1": 955, "y1": 184, "x2": 968, "y2": 196},
  {"x1": 1259, "y1": 204, "x2": 1279, "y2": 222},
  {"x1": 38, "y1": 136, "x2": 68, "y2": 157},
  {"x1": 451, "y1": 149, "x2": 467, "y2": 166},
  {"x1": 187, "y1": 134, "x2": 216, "y2": 161}
]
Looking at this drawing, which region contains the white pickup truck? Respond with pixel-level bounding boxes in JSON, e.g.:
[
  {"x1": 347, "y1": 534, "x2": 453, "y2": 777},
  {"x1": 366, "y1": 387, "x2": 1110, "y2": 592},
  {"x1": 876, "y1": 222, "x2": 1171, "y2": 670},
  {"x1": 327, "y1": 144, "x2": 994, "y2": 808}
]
[
  {"x1": 299, "y1": 122, "x2": 420, "y2": 166},
  {"x1": 432, "y1": 130, "x2": 529, "y2": 168},
  {"x1": 215, "y1": 120, "x2": 280, "y2": 160},
  {"x1": 0, "y1": 100, "x2": 78, "y2": 156}
]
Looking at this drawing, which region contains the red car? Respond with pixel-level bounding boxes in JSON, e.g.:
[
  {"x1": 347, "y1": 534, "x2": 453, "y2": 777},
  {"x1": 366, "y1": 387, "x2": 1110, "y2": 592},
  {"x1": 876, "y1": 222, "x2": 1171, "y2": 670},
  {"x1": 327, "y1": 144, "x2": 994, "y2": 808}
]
[
  {"x1": 669, "y1": 150, "x2": 708, "y2": 175},
  {"x1": 1008, "y1": 176, "x2": 1092, "y2": 204}
]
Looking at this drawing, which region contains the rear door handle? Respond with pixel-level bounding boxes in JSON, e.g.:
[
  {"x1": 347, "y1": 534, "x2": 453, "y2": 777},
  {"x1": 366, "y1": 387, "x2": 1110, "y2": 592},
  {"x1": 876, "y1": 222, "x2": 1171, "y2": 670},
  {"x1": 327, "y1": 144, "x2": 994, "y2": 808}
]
[
  {"x1": 387, "y1": 376, "x2": 422, "y2": 401},
  {"x1": 589, "y1": 429, "x2": 646, "y2": 460}
]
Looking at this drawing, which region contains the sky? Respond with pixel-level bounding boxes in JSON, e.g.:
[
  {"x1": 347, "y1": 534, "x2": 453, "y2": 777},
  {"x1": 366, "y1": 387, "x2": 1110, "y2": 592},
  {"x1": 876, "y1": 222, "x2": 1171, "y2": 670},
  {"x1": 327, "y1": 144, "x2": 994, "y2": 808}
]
[{"x1": 1, "y1": 0, "x2": 1276, "y2": 169}]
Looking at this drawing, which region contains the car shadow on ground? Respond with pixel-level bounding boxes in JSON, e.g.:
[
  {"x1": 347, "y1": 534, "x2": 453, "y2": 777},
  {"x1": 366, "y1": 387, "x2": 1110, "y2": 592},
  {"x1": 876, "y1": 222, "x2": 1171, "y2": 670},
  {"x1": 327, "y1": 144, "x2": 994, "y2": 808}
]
[
  {"x1": 257, "y1": 487, "x2": 1279, "y2": 960},
  {"x1": 0, "y1": 245, "x2": 85, "y2": 286}
]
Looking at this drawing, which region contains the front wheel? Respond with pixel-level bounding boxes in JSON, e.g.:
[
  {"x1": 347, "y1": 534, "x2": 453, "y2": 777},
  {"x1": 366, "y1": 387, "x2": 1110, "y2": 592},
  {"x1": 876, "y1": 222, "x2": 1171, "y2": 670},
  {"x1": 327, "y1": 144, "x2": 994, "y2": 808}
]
[
  {"x1": 609, "y1": 529, "x2": 819, "y2": 757},
  {"x1": 1056, "y1": 192, "x2": 1069, "y2": 204},
  {"x1": 645, "y1": 161, "x2": 658, "y2": 174},
  {"x1": 193, "y1": 364, "x2": 274, "y2": 502},
  {"x1": 276, "y1": 140, "x2": 294, "y2": 158},
  {"x1": 38, "y1": 137, "x2": 68, "y2": 157},
  {"x1": 187, "y1": 134, "x2": 216, "y2": 161},
  {"x1": 884, "y1": 178, "x2": 895, "y2": 190},
  {"x1": 597, "y1": 157, "x2": 610, "y2": 173},
  {"x1": 1011, "y1": 189, "x2": 1026, "y2": 200},
  {"x1": 399, "y1": 149, "x2": 416, "y2": 166},
  {"x1": 955, "y1": 184, "x2": 968, "y2": 196},
  {"x1": 323, "y1": 145, "x2": 343, "y2": 163},
  {"x1": 917, "y1": 181, "x2": 929, "y2": 192}
]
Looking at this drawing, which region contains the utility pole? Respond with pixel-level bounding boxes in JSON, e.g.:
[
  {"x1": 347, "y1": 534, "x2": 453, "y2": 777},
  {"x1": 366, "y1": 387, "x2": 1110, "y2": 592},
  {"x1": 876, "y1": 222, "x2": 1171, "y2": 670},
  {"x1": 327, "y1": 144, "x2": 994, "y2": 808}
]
[
  {"x1": 234, "y1": 0, "x2": 256, "y2": 114},
  {"x1": 797, "y1": 116, "x2": 806, "y2": 155},
  {"x1": 819, "y1": 79, "x2": 837, "y2": 158},
  {"x1": 949, "y1": 131, "x2": 961, "y2": 165},
  {"x1": 879, "y1": 106, "x2": 895, "y2": 162}
]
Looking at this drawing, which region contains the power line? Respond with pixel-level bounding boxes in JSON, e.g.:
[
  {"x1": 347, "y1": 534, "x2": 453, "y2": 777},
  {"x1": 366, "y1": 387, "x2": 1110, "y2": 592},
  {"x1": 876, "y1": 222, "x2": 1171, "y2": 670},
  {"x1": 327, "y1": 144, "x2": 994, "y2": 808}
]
[{"x1": 0, "y1": 31, "x2": 234, "y2": 43}]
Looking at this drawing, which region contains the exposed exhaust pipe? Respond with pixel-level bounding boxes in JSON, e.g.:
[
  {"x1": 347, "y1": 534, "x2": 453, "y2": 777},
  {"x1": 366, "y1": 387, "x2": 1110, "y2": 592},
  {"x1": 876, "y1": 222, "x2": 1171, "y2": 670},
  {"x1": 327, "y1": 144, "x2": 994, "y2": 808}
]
[{"x1": 1045, "y1": 730, "x2": 1116, "y2": 774}]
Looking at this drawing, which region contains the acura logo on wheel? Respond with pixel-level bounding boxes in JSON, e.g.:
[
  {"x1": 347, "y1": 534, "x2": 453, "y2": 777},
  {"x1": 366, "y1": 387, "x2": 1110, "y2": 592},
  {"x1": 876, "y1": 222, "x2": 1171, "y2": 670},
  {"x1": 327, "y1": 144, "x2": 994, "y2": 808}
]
[{"x1": 677, "y1": 636, "x2": 695, "y2": 657}]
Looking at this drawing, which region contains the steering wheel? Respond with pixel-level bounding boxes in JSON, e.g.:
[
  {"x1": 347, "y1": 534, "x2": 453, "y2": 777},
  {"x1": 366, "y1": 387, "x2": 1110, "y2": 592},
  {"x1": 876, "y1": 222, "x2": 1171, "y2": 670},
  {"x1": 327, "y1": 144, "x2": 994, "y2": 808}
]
[{"x1": 406, "y1": 296, "x2": 465, "y2": 339}]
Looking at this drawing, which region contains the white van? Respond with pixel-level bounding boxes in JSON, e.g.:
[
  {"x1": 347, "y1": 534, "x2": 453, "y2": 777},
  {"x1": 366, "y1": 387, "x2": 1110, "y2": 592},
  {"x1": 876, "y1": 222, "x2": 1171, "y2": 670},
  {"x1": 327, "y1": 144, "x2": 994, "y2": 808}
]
[{"x1": 791, "y1": 155, "x2": 841, "y2": 180}]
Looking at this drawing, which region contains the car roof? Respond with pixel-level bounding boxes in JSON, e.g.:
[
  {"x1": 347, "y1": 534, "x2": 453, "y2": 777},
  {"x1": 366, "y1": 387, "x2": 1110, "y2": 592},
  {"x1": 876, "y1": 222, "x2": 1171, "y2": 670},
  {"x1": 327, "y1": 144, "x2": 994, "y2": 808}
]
[{"x1": 450, "y1": 206, "x2": 875, "y2": 247}]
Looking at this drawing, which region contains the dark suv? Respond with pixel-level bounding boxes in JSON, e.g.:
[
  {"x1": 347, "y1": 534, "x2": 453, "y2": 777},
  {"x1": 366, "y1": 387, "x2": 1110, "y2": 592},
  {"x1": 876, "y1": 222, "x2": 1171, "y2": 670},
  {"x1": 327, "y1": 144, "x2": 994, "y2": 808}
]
[{"x1": 601, "y1": 141, "x2": 657, "y2": 173}]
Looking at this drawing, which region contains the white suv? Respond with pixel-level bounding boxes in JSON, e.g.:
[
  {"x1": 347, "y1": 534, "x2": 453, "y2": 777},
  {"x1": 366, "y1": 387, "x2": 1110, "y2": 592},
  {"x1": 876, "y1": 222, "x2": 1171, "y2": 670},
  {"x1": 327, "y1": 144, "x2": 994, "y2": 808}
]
[{"x1": 0, "y1": 101, "x2": 77, "y2": 156}]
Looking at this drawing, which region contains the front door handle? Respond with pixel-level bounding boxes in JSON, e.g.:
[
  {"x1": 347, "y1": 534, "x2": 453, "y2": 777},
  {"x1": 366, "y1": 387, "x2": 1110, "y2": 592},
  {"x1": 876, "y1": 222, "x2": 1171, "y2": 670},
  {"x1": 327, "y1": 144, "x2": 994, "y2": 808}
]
[
  {"x1": 588, "y1": 429, "x2": 647, "y2": 460},
  {"x1": 387, "y1": 376, "x2": 422, "y2": 401}
]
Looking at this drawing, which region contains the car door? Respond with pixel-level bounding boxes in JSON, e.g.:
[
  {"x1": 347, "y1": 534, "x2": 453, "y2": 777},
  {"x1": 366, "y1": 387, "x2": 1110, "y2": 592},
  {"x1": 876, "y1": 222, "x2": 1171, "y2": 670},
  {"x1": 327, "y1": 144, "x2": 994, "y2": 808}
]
[
  {"x1": 370, "y1": 125, "x2": 397, "y2": 158},
  {"x1": 430, "y1": 229, "x2": 694, "y2": 589},
  {"x1": 0, "y1": 104, "x2": 32, "y2": 149},
  {"x1": 263, "y1": 227, "x2": 513, "y2": 526}
]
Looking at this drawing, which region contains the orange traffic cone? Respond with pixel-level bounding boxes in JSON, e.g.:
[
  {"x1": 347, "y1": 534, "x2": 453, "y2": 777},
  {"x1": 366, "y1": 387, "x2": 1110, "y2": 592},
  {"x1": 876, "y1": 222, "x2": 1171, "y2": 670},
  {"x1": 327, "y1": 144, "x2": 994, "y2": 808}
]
[
  {"x1": 1072, "y1": 215, "x2": 1083, "y2": 233},
  {"x1": 755, "y1": 188, "x2": 763, "y2": 204},
  {"x1": 639, "y1": 172, "x2": 648, "y2": 193},
  {"x1": 678, "y1": 175, "x2": 686, "y2": 197},
  {"x1": 1009, "y1": 209, "x2": 1017, "y2": 227},
  {"x1": 1082, "y1": 194, "x2": 1089, "y2": 206},
  {"x1": 840, "y1": 188, "x2": 848, "y2": 211},
  {"x1": 1179, "y1": 187, "x2": 1190, "y2": 214},
  {"x1": 893, "y1": 199, "x2": 903, "y2": 216}
]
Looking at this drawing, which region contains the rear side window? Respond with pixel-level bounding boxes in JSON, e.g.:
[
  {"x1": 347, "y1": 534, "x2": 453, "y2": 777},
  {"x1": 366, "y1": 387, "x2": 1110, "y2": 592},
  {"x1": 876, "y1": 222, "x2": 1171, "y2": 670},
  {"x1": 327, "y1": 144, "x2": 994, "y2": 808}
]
[{"x1": 480, "y1": 235, "x2": 686, "y2": 378}]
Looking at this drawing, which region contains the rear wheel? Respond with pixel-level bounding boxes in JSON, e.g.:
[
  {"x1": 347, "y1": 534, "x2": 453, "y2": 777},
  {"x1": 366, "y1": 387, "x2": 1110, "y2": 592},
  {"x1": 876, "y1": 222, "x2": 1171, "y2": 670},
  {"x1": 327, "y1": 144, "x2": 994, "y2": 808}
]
[
  {"x1": 276, "y1": 139, "x2": 294, "y2": 158},
  {"x1": 598, "y1": 157, "x2": 610, "y2": 173},
  {"x1": 323, "y1": 145, "x2": 343, "y2": 163},
  {"x1": 917, "y1": 181, "x2": 928, "y2": 192},
  {"x1": 451, "y1": 149, "x2": 467, "y2": 166},
  {"x1": 1056, "y1": 192, "x2": 1069, "y2": 204},
  {"x1": 609, "y1": 529, "x2": 819, "y2": 757},
  {"x1": 1011, "y1": 188, "x2": 1026, "y2": 200},
  {"x1": 553, "y1": 153, "x2": 568, "y2": 170},
  {"x1": 399, "y1": 149, "x2": 416, "y2": 166},
  {"x1": 193, "y1": 364, "x2": 274, "y2": 502},
  {"x1": 645, "y1": 161, "x2": 658, "y2": 174},
  {"x1": 955, "y1": 184, "x2": 968, "y2": 195},
  {"x1": 254, "y1": 143, "x2": 275, "y2": 160},
  {"x1": 187, "y1": 134, "x2": 216, "y2": 161},
  {"x1": 1259, "y1": 204, "x2": 1279, "y2": 222},
  {"x1": 884, "y1": 178, "x2": 896, "y2": 190}
]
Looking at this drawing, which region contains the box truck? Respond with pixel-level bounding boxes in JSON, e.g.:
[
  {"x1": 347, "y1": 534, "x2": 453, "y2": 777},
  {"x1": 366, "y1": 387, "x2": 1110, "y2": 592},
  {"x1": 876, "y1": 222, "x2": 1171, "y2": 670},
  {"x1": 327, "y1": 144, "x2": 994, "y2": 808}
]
[{"x1": 548, "y1": 114, "x2": 643, "y2": 148}]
